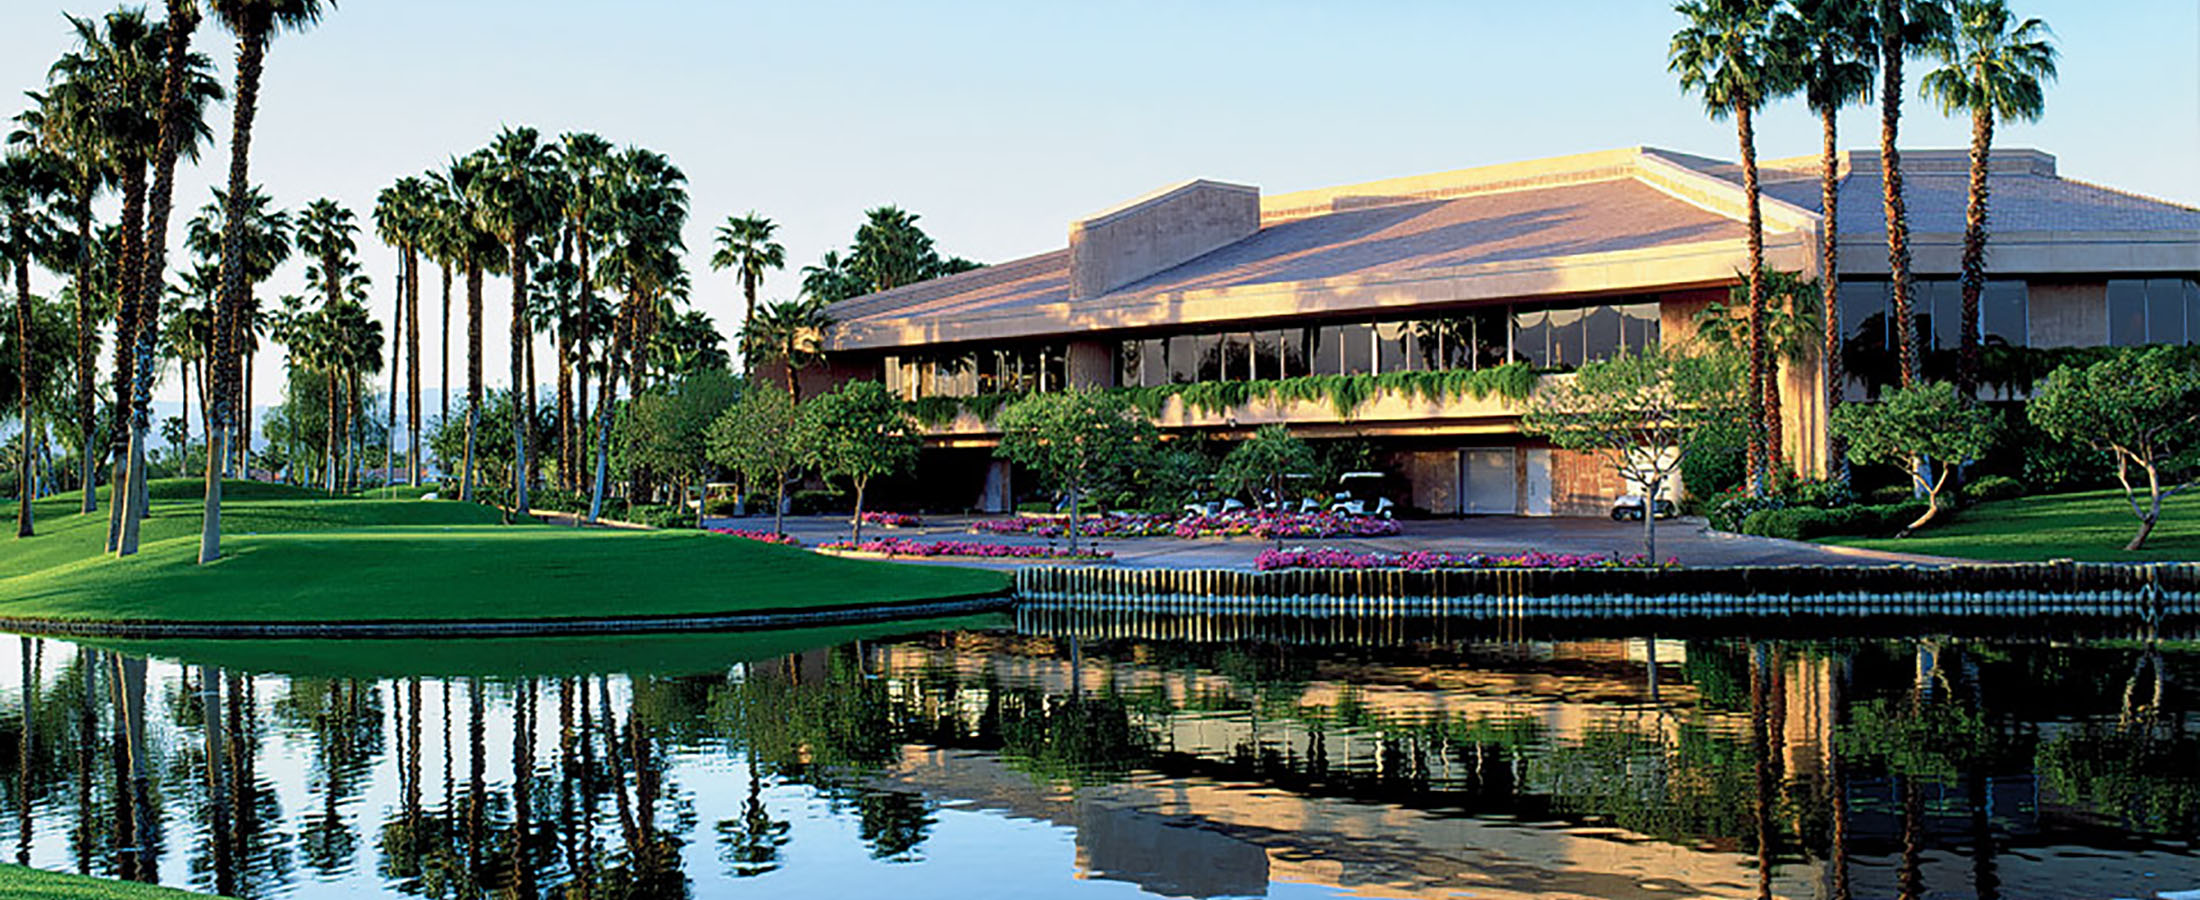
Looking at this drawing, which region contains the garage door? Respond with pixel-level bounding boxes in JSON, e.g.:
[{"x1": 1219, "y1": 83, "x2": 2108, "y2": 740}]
[{"x1": 1461, "y1": 448, "x2": 1517, "y2": 515}]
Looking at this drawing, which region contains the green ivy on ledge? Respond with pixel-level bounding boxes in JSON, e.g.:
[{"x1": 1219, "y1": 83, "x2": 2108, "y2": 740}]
[{"x1": 904, "y1": 363, "x2": 1545, "y2": 427}]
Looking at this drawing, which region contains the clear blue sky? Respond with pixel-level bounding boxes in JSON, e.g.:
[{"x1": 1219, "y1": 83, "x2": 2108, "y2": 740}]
[{"x1": 3, "y1": 0, "x2": 2194, "y2": 409}]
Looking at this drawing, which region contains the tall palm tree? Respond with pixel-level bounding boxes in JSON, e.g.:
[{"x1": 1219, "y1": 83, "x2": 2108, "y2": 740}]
[
  {"x1": 1876, "y1": 0, "x2": 1951, "y2": 391},
  {"x1": 1778, "y1": 0, "x2": 1877, "y2": 485},
  {"x1": 586, "y1": 146, "x2": 687, "y2": 523},
  {"x1": 1671, "y1": 0, "x2": 1790, "y2": 494},
  {"x1": 2, "y1": 151, "x2": 65, "y2": 537},
  {"x1": 119, "y1": 0, "x2": 223, "y2": 557},
  {"x1": 558, "y1": 133, "x2": 613, "y2": 490},
  {"x1": 375, "y1": 177, "x2": 432, "y2": 485},
  {"x1": 848, "y1": 206, "x2": 939, "y2": 294},
  {"x1": 798, "y1": 250, "x2": 865, "y2": 305},
  {"x1": 11, "y1": 86, "x2": 108, "y2": 515},
  {"x1": 1923, "y1": 0, "x2": 2055, "y2": 401},
  {"x1": 437, "y1": 156, "x2": 504, "y2": 502},
  {"x1": 710, "y1": 212, "x2": 785, "y2": 330},
  {"x1": 200, "y1": 0, "x2": 328, "y2": 563},
  {"x1": 740, "y1": 297, "x2": 832, "y2": 400},
  {"x1": 187, "y1": 185, "x2": 292, "y2": 474},
  {"x1": 467, "y1": 127, "x2": 561, "y2": 514}
]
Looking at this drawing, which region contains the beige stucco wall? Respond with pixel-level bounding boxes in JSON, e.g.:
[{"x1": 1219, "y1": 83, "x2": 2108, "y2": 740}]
[
  {"x1": 1068, "y1": 180, "x2": 1259, "y2": 300},
  {"x1": 2028, "y1": 281, "x2": 2108, "y2": 348}
]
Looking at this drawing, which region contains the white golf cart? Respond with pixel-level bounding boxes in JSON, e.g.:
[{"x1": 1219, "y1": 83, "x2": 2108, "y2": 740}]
[
  {"x1": 1609, "y1": 494, "x2": 1678, "y2": 520},
  {"x1": 1327, "y1": 471, "x2": 1397, "y2": 518}
]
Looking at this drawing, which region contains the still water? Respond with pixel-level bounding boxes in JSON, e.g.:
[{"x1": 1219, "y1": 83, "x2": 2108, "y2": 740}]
[{"x1": 0, "y1": 612, "x2": 2194, "y2": 900}]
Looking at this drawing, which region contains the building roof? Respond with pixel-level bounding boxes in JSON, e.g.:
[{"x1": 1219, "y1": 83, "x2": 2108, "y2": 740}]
[{"x1": 825, "y1": 146, "x2": 2199, "y2": 352}]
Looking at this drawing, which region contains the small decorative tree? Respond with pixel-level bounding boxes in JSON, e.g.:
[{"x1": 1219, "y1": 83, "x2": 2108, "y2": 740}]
[
  {"x1": 1830, "y1": 381, "x2": 1998, "y2": 536},
  {"x1": 2027, "y1": 347, "x2": 2200, "y2": 550},
  {"x1": 617, "y1": 370, "x2": 741, "y2": 527},
  {"x1": 708, "y1": 381, "x2": 805, "y2": 539},
  {"x1": 798, "y1": 380, "x2": 917, "y2": 542},
  {"x1": 995, "y1": 389, "x2": 1158, "y2": 555},
  {"x1": 1524, "y1": 346, "x2": 1746, "y2": 561},
  {"x1": 1219, "y1": 424, "x2": 1321, "y2": 546}
]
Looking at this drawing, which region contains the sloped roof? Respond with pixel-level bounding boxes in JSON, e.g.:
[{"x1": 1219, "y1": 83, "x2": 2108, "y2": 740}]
[{"x1": 1760, "y1": 170, "x2": 2200, "y2": 236}]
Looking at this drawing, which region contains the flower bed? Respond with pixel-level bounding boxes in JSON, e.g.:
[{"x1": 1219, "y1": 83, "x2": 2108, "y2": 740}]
[
  {"x1": 708, "y1": 528, "x2": 803, "y2": 546},
  {"x1": 969, "y1": 511, "x2": 1401, "y2": 541},
  {"x1": 1255, "y1": 547, "x2": 1673, "y2": 571},
  {"x1": 858, "y1": 511, "x2": 923, "y2": 528},
  {"x1": 819, "y1": 538, "x2": 1112, "y2": 561}
]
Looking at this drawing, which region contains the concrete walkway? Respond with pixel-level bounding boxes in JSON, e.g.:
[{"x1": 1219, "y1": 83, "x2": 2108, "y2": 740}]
[{"x1": 703, "y1": 514, "x2": 1958, "y2": 571}]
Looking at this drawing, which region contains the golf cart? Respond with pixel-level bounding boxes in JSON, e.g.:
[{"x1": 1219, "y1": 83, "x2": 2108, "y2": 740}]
[
  {"x1": 1327, "y1": 471, "x2": 1398, "y2": 518},
  {"x1": 1609, "y1": 494, "x2": 1678, "y2": 520},
  {"x1": 1181, "y1": 478, "x2": 1248, "y2": 517}
]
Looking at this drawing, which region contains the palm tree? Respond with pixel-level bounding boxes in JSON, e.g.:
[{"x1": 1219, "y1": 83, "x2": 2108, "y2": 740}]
[
  {"x1": 1923, "y1": 0, "x2": 2055, "y2": 401},
  {"x1": 2, "y1": 151, "x2": 65, "y2": 537},
  {"x1": 200, "y1": 0, "x2": 329, "y2": 563},
  {"x1": 118, "y1": 0, "x2": 224, "y2": 557},
  {"x1": 798, "y1": 250, "x2": 865, "y2": 305},
  {"x1": 187, "y1": 185, "x2": 292, "y2": 476},
  {"x1": 1671, "y1": 0, "x2": 1790, "y2": 494},
  {"x1": 11, "y1": 86, "x2": 108, "y2": 515},
  {"x1": 1778, "y1": 0, "x2": 1877, "y2": 485},
  {"x1": 558, "y1": 133, "x2": 613, "y2": 490},
  {"x1": 438, "y1": 156, "x2": 507, "y2": 502},
  {"x1": 467, "y1": 127, "x2": 561, "y2": 514},
  {"x1": 1877, "y1": 0, "x2": 1952, "y2": 391},
  {"x1": 741, "y1": 298, "x2": 832, "y2": 400},
  {"x1": 710, "y1": 212, "x2": 785, "y2": 330},
  {"x1": 375, "y1": 177, "x2": 432, "y2": 485},
  {"x1": 586, "y1": 146, "x2": 687, "y2": 523},
  {"x1": 848, "y1": 206, "x2": 940, "y2": 293}
]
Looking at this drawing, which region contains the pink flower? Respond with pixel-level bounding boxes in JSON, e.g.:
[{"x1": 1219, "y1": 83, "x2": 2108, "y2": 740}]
[
  {"x1": 707, "y1": 528, "x2": 802, "y2": 547},
  {"x1": 1254, "y1": 546, "x2": 1677, "y2": 572}
]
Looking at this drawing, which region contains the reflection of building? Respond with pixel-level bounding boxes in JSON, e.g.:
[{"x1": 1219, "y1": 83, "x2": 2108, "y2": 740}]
[{"x1": 800, "y1": 148, "x2": 2199, "y2": 514}]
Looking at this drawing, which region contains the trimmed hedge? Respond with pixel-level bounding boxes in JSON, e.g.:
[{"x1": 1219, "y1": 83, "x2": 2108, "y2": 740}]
[
  {"x1": 1739, "y1": 501, "x2": 1929, "y2": 541},
  {"x1": 1963, "y1": 474, "x2": 2027, "y2": 503}
]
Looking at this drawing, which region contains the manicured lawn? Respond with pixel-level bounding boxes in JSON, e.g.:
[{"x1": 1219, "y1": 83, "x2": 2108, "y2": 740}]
[
  {"x1": 1820, "y1": 487, "x2": 2200, "y2": 562},
  {"x1": 2, "y1": 479, "x2": 1009, "y2": 625},
  {"x1": 0, "y1": 865, "x2": 217, "y2": 899}
]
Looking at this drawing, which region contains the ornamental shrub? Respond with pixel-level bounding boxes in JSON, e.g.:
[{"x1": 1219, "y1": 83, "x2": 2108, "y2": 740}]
[{"x1": 1962, "y1": 474, "x2": 2027, "y2": 503}]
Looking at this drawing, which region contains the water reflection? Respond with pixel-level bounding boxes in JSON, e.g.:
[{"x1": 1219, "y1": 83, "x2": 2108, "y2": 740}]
[{"x1": 0, "y1": 619, "x2": 2194, "y2": 899}]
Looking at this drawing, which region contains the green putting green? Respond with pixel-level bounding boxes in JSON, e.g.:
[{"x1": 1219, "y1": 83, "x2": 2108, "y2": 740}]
[
  {"x1": 2, "y1": 479, "x2": 1009, "y2": 626},
  {"x1": 1821, "y1": 487, "x2": 2200, "y2": 562},
  {"x1": 0, "y1": 865, "x2": 219, "y2": 900}
]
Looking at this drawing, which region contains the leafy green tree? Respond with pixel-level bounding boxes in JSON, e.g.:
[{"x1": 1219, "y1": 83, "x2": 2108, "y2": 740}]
[
  {"x1": 1525, "y1": 347, "x2": 1747, "y2": 560},
  {"x1": 707, "y1": 382, "x2": 803, "y2": 538},
  {"x1": 2028, "y1": 348, "x2": 2200, "y2": 550},
  {"x1": 797, "y1": 380, "x2": 916, "y2": 542},
  {"x1": 616, "y1": 370, "x2": 739, "y2": 527},
  {"x1": 1922, "y1": 0, "x2": 2056, "y2": 399},
  {"x1": 1830, "y1": 381, "x2": 1997, "y2": 535},
  {"x1": 1671, "y1": 0, "x2": 1792, "y2": 495},
  {"x1": 1219, "y1": 425, "x2": 1319, "y2": 521},
  {"x1": 740, "y1": 297, "x2": 831, "y2": 399},
  {"x1": 585, "y1": 147, "x2": 687, "y2": 524},
  {"x1": 995, "y1": 389, "x2": 1159, "y2": 554},
  {"x1": 1693, "y1": 268, "x2": 1821, "y2": 472}
]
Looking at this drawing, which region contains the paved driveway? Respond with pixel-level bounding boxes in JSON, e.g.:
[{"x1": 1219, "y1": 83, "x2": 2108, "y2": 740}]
[{"x1": 703, "y1": 514, "x2": 1953, "y2": 570}]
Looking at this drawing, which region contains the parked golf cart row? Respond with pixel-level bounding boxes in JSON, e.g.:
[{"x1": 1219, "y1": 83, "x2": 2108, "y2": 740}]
[{"x1": 1179, "y1": 471, "x2": 1400, "y2": 519}]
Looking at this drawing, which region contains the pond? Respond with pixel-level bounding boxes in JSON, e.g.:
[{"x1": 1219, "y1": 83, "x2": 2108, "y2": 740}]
[{"x1": 0, "y1": 611, "x2": 2195, "y2": 900}]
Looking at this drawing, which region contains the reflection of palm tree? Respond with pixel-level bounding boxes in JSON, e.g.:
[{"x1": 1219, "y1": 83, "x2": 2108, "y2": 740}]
[{"x1": 717, "y1": 745, "x2": 789, "y2": 876}]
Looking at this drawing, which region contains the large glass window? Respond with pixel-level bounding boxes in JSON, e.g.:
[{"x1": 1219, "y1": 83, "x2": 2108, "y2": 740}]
[
  {"x1": 1468, "y1": 308, "x2": 1510, "y2": 368},
  {"x1": 1192, "y1": 334, "x2": 1223, "y2": 382},
  {"x1": 2109, "y1": 279, "x2": 2148, "y2": 346},
  {"x1": 1251, "y1": 330, "x2": 1284, "y2": 380},
  {"x1": 1337, "y1": 323, "x2": 1373, "y2": 375},
  {"x1": 2187, "y1": 280, "x2": 2200, "y2": 345},
  {"x1": 1375, "y1": 321, "x2": 1412, "y2": 373},
  {"x1": 1983, "y1": 281, "x2": 2027, "y2": 347},
  {"x1": 1167, "y1": 334, "x2": 1199, "y2": 383},
  {"x1": 1513, "y1": 309, "x2": 1549, "y2": 368},
  {"x1": 1548, "y1": 307, "x2": 1584, "y2": 368},
  {"x1": 1221, "y1": 333, "x2": 1251, "y2": 381},
  {"x1": 1583, "y1": 305, "x2": 1620, "y2": 361},
  {"x1": 1311, "y1": 326, "x2": 1340, "y2": 375},
  {"x1": 1620, "y1": 301, "x2": 1660, "y2": 354},
  {"x1": 1283, "y1": 328, "x2": 1311, "y2": 378},
  {"x1": 2149, "y1": 279, "x2": 2188, "y2": 345}
]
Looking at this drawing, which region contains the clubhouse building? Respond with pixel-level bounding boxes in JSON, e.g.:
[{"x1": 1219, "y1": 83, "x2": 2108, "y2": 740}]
[{"x1": 805, "y1": 146, "x2": 2200, "y2": 516}]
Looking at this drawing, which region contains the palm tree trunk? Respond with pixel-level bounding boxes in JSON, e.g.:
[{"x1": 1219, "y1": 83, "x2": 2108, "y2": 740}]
[
  {"x1": 557, "y1": 329, "x2": 573, "y2": 492},
  {"x1": 323, "y1": 370, "x2": 338, "y2": 492},
  {"x1": 586, "y1": 298, "x2": 631, "y2": 524},
  {"x1": 463, "y1": 257, "x2": 482, "y2": 502},
  {"x1": 525, "y1": 317, "x2": 538, "y2": 493},
  {"x1": 407, "y1": 248, "x2": 421, "y2": 485},
  {"x1": 201, "y1": 21, "x2": 269, "y2": 563},
  {"x1": 120, "y1": 0, "x2": 200, "y2": 556},
  {"x1": 1738, "y1": 104, "x2": 1769, "y2": 494},
  {"x1": 349, "y1": 366, "x2": 362, "y2": 491},
  {"x1": 439, "y1": 259, "x2": 450, "y2": 428},
  {"x1": 1820, "y1": 107, "x2": 1848, "y2": 486},
  {"x1": 72, "y1": 192, "x2": 96, "y2": 514},
  {"x1": 509, "y1": 235, "x2": 532, "y2": 515},
  {"x1": 108, "y1": 161, "x2": 149, "y2": 553},
  {"x1": 1880, "y1": 0, "x2": 1918, "y2": 388},
  {"x1": 240, "y1": 348, "x2": 255, "y2": 476},
  {"x1": 387, "y1": 253, "x2": 403, "y2": 491},
  {"x1": 14, "y1": 254, "x2": 33, "y2": 538},
  {"x1": 1957, "y1": 106, "x2": 1993, "y2": 402}
]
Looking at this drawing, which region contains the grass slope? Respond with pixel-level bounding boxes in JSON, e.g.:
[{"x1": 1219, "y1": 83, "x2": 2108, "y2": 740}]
[
  {"x1": 2, "y1": 479, "x2": 1008, "y2": 624},
  {"x1": 0, "y1": 866, "x2": 217, "y2": 900},
  {"x1": 1822, "y1": 487, "x2": 2200, "y2": 562}
]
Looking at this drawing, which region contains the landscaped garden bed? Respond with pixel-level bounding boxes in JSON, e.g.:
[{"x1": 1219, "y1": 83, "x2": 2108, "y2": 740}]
[
  {"x1": 818, "y1": 537, "x2": 1113, "y2": 561},
  {"x1": 971, "y1": 510, "x2": 1400, "y2": 540},
  {"x1": 709, "y1": 527, "x2": 803, "y2": 546},
  {"x1": 1254, "y1": 547, "x2": 1669, "y2": 571},
  {"x1": 858, "y1": 511, "x2": 923, "y2": 528}
]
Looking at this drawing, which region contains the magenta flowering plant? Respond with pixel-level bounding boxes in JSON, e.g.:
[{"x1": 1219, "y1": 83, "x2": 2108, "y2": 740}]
[
  {"x1": 972, "y1": 510, "x2": 1400, "y2": 541},
  {"x1": 819, "y1": 537, "x2": 1114, "y2": 560},
  {"x1": 1254, "y1": 546, "x2": 1677, "y2": 571},
  {"x1": 858, "y1": 511, "x2": 923, "y2": 528},
  {"x1": 707, "y1": 528, "x2": 803, "y2": 547}
]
